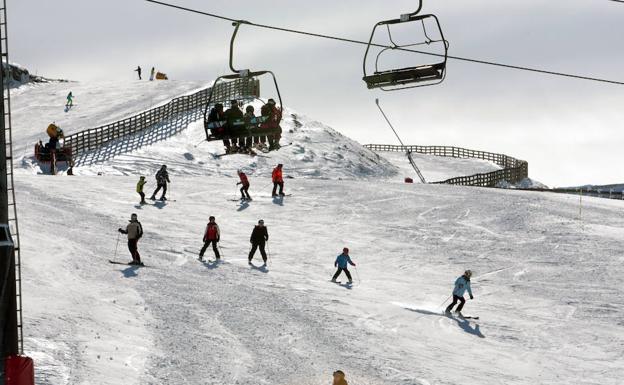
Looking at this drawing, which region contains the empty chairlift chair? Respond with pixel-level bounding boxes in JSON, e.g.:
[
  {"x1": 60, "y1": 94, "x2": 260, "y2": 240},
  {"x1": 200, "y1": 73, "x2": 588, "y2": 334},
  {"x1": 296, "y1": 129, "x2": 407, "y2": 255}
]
[{"x1": 362, "y1": 1, "x2": 449, "y2": 91}]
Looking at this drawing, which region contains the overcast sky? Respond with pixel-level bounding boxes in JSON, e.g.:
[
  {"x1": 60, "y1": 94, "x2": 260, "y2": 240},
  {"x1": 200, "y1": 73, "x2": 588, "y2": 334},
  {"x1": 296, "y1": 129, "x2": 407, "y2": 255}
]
[{"x1": 10, "y1": 0, "x2": 624, "y2": 186}]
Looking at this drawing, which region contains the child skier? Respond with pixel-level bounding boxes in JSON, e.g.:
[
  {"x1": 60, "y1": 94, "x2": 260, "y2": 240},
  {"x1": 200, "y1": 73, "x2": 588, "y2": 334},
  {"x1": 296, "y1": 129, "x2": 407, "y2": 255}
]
[
  {"x1": 118, "y1": 213, "x2": 144, "y2": 265},
  {"x1": 444, "y1": 270, "x2": 474, "y2": 317},
  {"x1": 249, "y1": 219, "x2": 269, "y2": 265},
  {"x1": 199, "y1": 216, "x2": 220, "y2": 261},
  {"x1": 137, "y1": 176, "x2": 146, "y2": 204},
  {"x1": 237, "y1": 169, "x2": 251, "y2": 200},
  {"x1": 332, "y1": 248, "x2": 356, "y2": 283}
]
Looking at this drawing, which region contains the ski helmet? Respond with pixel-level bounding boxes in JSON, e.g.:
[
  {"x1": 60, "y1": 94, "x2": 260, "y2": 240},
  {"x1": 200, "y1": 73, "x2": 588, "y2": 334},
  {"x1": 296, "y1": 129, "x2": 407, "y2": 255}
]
[
  {"x1": 162, "y1": 164, "x2": 167, "y2": 169},
  {"x1": 343, "y1": 247, "x2": 349, "y2": 254},
  {"x1": 246, "y1": 105, "x2": 254, "y2": 112},
  {"x1": 464, "y1": 270, "x2": 472, "y2": 277},
  {"x1": 139, "y1": 176, "x2": 145, "y2": 180},
  {"x1": 267, "y1": 98, "x2": 276, "y2": 105},
  {"x1": 209, "y1": 216, "x2": 215, "y2": 221},
  {"x1": 131, "y1": 213, "x2": 138, "y2": 221},
  {"x1": 258, "y1": 219, "x2": 264, "y2": 225}
]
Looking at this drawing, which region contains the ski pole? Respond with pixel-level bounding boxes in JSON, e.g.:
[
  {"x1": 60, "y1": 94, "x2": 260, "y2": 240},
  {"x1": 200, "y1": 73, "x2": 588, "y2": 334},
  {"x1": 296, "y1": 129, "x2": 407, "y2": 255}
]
[
  {"x1": 354, "y1": 266, "x2": 361, "y2": 283},
  {"x1": 114, "y1": 232, "x2": 120, "y2": 259},
  {"x1": 439, "y1": 295, "x2": 452, "y2": 308},
  {"x1": 218, "y1": 243, "x2": 225, "y2": 259},
  {"x1": 266, "y1": 240, "x2": 271, "y2": 265}
]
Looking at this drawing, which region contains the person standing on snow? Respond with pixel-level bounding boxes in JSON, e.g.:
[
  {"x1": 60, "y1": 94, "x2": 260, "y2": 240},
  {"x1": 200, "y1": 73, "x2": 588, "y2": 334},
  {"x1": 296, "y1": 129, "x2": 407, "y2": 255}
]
[
  {"x1": 332, "y1": 370, "x2": 349, "y2": 385},
  {"x1": 150, "y1": 165, "x2": 170, "y2": 201},
  {"x1": 65, "y1": 91, "x2": 74, "y2": 108},
  {"x1": 332, "y1": 247, "x2": 356, "y2": 283},
  {"x1": 199, "y1": 216, "x2": 220, "y2": 262},
  {"x1": 118, "y1": 213, "x2": 144, "y2": 265},
  {"x1": 149, "y1": 67, "x2": 155, "y2": 81},
  {"x1": 444, "y1": 270, "x2": 474, "y2": 317},
  {"x1": 271, "y1": 164, "x2": 284, "y2": 197},
  {"x1": 136, "y1": 176, "x2": 147, "y2": 204},
  {"x1": 135, "y1": 66, "x2": 142, "y2": 80},
  {"x1": 248, "y1": 219, "x2": 269, "y2": 265},
  {"x1": 237, "y1": 169, "x2": 251, "y2": 200}
]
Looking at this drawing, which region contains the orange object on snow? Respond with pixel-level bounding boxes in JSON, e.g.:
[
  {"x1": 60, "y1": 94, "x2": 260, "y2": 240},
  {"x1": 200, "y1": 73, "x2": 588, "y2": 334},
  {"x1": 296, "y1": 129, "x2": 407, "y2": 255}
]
[
  {"x1": 155, "y1": 72, "x2": 168, "y2": 80},
  {"x1": 46, "y1": 123, "x2": 60, "y2": 138},
  {"x1": 332, "y1": 370, "x2": 348, "y2": 385}
]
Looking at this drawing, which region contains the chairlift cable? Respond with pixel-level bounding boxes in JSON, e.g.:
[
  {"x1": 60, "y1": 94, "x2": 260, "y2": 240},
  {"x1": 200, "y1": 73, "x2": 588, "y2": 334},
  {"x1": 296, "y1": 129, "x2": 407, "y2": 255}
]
[{"x1": 145, "y1": 0, "x2": 624, "y2": 86}]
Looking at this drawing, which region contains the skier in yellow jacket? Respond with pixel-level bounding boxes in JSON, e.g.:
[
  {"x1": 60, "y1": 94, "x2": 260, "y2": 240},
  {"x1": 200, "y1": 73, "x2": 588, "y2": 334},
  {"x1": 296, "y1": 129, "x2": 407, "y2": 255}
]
[{"x1": 137, "y1": 176, "x2": 146, "y2": 204}]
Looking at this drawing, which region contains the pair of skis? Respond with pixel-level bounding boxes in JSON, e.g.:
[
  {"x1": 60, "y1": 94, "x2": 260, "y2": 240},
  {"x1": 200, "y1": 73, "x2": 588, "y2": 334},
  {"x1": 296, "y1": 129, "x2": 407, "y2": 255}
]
[{"x1": 108, "y1": 260, "x2": 151, "y2": 268}]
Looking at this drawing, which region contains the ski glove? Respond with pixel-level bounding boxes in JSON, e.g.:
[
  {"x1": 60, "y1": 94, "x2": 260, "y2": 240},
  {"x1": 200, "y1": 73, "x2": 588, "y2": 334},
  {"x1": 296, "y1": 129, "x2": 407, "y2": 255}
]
[
  {"x1": 470, "y1": 295, "x2": 474, "y2": 300},
  {"x1": 118, "y1": 228, "x2": 123, "y2": 233}
]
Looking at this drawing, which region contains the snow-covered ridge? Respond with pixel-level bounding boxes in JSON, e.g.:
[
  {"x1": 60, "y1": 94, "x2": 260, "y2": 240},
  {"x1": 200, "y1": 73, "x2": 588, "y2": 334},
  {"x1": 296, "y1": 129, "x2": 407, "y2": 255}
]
[
  {"x1": 12, "y1": 80, "x2": 509, "y2": 182},
  {"x1": 2, "y1": 62, "x2": 66, "y2": 87}
]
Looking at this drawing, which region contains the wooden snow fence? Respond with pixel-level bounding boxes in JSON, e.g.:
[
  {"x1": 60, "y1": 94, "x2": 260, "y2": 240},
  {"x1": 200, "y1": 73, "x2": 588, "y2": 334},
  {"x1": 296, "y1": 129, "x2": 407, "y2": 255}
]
[{"x1": 364, "y1": 144, "x2": 528, "y2": 187}]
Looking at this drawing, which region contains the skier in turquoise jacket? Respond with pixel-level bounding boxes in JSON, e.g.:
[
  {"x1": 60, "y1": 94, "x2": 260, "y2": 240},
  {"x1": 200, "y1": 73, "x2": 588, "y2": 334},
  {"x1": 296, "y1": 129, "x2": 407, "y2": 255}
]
[
  {"x1": 331, "y1": 247, "x2": 356, "y2": 283},
  {"x1": 445, "y1": 270, "x2": 474, "y2": 316}
]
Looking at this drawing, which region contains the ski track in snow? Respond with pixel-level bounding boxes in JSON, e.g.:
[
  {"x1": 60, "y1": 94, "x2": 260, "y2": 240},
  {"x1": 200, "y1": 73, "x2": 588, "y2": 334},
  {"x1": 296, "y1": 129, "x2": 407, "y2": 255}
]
[{"x1": 11, "y1": 82, "x2": 624, "y2": 385}]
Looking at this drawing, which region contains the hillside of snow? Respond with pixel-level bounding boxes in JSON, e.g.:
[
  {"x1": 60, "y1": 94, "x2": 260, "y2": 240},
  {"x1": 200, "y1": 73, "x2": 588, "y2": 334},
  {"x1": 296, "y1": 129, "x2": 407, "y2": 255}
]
[
  {"x1": 11, "y1": 81, "x2": 624, "y2": 385},
  {"x1": 12, "y1": 81, "x2": 502, "y2": 182},
  {"x1": 18, "y1": 176, "x2": 624, "y2": 385}
]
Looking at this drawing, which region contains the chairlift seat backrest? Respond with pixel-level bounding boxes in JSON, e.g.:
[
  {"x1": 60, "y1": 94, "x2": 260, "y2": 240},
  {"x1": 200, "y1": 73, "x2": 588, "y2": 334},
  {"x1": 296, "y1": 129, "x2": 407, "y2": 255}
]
[{"x1": 362, "y1": 5, "x2": 448, "y2": 91}]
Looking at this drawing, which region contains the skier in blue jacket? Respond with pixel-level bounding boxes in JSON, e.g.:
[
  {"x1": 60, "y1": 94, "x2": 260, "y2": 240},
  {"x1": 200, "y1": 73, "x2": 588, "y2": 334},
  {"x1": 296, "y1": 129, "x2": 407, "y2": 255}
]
[
  {"x1": 445, "y1": 270, "x2": 474, "y2": 316},
  {"x1": 331, "y1": 247, "x2": 356, "y2": 283}
]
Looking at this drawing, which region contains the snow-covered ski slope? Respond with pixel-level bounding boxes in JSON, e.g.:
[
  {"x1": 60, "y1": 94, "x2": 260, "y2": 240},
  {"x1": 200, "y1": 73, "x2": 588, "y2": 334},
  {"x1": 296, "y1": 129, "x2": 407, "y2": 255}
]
[
  {"x1": 13, "y1": 82, "x2": 624, "y2": 384},
  {"x1": 19, "y1": 176, "x2": 624, "y2": 385}
]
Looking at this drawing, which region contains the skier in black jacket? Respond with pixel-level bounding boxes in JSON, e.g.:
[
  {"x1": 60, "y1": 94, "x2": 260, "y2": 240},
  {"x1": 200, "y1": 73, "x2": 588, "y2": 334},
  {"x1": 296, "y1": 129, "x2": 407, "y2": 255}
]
[
  {"x1": 248, "y1": 219, "x2": 269, "y2": 265},
  {"x1": 150, "y1": 165, "x2": 170, "y2": 201}
]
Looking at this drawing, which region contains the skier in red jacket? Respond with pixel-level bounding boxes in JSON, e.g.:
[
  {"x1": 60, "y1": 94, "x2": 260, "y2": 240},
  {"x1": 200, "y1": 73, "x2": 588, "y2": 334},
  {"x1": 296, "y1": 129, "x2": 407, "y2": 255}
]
[
  {"x1": 237, "y1": 169, "x2": 251, "y2": 200},
  {"x1": 199, "y1": 216, "x2": 220, "y2": 261},
  {"x1": 271, "y1": 164, "x2": 284, "y2": 197}
]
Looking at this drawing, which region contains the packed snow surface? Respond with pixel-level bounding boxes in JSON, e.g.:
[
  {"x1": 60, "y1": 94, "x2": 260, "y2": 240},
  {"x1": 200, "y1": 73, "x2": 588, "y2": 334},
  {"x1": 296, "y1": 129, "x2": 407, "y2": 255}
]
[
  {"x1": 20, "y1": 176, "x2": 624, "y2": 385},
  {"x1": 12, "y1": 82, "x2": 624, "y2": 385}
]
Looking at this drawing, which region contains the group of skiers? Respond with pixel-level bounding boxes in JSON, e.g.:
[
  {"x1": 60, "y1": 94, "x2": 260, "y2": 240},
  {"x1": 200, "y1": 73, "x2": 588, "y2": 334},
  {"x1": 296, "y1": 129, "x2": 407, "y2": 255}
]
[
  {"x1": 207, "y1": 98, "x2": 282, "y2": 154},
  {"x1": 135, "y1": 165, "x2": 170, "y2": 203},
  {"x1": 124, "y1": 164, "x2": 477, "y2": 316},
  {"x1": 233, "y1": 164, "x2": 284, "y2": 201},
  {"x1": 198, "y1": 216, "x2": 269, "y2": 265}
]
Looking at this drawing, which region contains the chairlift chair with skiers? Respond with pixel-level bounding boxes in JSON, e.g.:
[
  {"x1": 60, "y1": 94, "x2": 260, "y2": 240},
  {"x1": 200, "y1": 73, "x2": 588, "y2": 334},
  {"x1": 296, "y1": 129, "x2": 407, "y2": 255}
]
[
  {"x1": 362, "y1": 1, "x2": 449, "y2": 91},
  {"x1": 203, "y1": 21, "x2": 284, "y2": 151}
]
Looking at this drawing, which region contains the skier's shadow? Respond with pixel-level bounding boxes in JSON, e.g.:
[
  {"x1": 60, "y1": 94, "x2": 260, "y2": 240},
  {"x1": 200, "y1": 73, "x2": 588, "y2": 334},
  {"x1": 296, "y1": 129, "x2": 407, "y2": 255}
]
[
  {"x1": 249, "y1": 263, "x2": 269, "y2": 273},
  {"x1": 237, "y1": 201, "x2": 250, "y2": 212},
  {"x1": 153, "y1": 201, "x2": 167, "y2": 210},
  {"x1": 121, "y1": 266, "x2": 139, "y2": 278},
  {"x1": 402, "y1": 307, "x2": 485, "y2": 338},
  {"x1": 272, "y1": 196, "x2": 284, "y2": 206},
  {"x1": 335, "y1": 282, "x2": 353, "y2": 290},
  {"x1": 200, "y1": 260, "x2": 220, "y2": 270}
]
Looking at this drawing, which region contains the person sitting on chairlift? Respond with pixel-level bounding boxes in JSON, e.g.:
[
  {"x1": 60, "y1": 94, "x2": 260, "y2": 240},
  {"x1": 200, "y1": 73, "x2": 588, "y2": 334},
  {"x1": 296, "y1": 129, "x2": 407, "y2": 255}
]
[
  {"x1": 261, "y1": 98, "x2": 282, "y2": 151},
  {"x1": 243, "y1": 105, "x2": 256, "y2": 151},
  {"x1": 223, "y1": 99, "x2": 244, "y2": 153}
]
